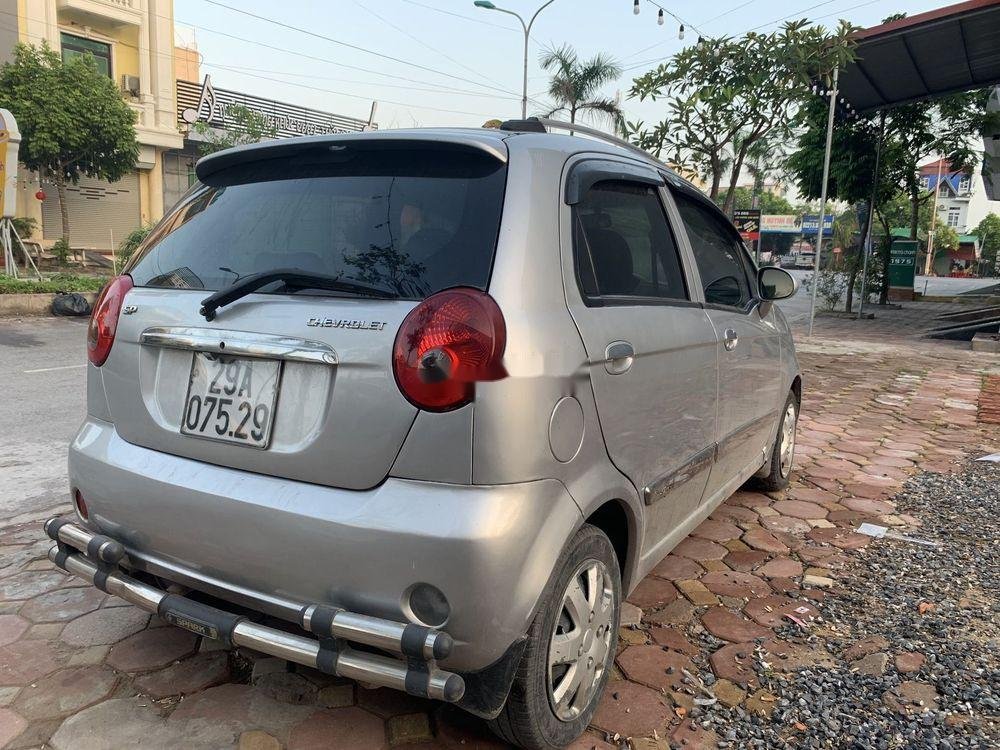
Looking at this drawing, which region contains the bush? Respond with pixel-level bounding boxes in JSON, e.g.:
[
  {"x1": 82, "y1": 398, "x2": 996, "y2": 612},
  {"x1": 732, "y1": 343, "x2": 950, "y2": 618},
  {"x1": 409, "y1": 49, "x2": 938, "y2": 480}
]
[
  {"x1": 52, "y1": 237, "x2": 70, "y2": 264},
  {"x1": 803, "y1": 269, "x2": 848, "y2": 311},
  {"x1": 11, "y1": 217, "x2": 37, "y2": 239},
  {"x1": 117, "y1": 225, "x2": 151, "y2": 267},
  {"x1": 0, "y1": 273, "x2": 109, "y2": 294}
]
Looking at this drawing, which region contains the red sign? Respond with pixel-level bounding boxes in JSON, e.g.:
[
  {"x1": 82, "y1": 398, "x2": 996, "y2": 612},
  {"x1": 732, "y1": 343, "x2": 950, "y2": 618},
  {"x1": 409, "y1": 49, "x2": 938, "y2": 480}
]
[{"x1": 733, "y1": 209, "x2": 761, "y2": 241}]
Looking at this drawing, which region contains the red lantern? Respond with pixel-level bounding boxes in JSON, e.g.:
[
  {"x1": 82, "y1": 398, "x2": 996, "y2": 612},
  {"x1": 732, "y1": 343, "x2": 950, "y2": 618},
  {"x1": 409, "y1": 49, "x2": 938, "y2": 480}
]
[{"x1": 34, "y1": 189, "x2": 45, "y2": 201}]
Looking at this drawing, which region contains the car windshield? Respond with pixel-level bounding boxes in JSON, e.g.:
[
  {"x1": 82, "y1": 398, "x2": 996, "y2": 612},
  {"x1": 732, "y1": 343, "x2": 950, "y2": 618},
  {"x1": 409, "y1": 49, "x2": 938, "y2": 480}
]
[{"x1": 127, "y1": 146, "x2": 508, "y2": 299}]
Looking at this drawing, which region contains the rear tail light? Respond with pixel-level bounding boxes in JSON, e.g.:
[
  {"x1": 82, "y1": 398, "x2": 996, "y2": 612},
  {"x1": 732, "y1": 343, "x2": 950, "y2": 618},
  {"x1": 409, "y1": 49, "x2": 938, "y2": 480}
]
[
  {"x1": 87, "y1": 274, "x2": 133, "y2": 367},
  {"x1": 392, "y1": 287, "x2": 507, "y2": 412}
]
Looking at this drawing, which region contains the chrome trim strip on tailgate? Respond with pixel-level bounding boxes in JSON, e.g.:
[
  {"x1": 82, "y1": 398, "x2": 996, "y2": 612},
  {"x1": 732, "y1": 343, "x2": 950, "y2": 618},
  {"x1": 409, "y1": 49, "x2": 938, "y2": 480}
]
[{"x1": 140, "y1": 327, "x2": 338, "y2": 365}]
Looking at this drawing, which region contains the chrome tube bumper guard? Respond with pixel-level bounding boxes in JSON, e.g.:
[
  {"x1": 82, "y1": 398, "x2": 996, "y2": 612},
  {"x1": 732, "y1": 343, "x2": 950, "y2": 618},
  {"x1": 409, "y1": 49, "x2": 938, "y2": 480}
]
[{"x1": 44, "y1": 517, "x2": 465, "y2": 703}]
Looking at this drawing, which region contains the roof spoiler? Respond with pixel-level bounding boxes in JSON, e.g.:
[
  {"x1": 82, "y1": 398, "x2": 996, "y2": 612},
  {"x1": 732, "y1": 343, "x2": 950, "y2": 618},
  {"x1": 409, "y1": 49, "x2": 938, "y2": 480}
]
[{"x1": 195, "y1": 132, "x2": 508, "y2": 182}]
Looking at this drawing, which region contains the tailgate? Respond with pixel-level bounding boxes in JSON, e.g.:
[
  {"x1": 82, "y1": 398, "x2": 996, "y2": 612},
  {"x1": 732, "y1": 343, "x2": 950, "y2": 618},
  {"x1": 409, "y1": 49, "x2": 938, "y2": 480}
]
[{"x1": 103, "y1": 288, "x2": 418, "y2": 490}]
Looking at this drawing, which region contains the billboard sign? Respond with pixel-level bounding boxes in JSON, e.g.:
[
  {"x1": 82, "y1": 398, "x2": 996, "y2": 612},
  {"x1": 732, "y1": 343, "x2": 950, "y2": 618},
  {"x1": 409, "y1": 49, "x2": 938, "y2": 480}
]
[
  {"x1": 760, "y1": 214, "x2": 801, "y2": 234},
  {"x1": 888, "y1": 239, "x2": 918, "y2": 288},
  {"x1": 178, "y1": 75, "x2": 372, "y2": 139},
  {"x1": 732, "y1": 209, "x2": 761, "y2": 241},
  {"x1": 801, "y1": 214, "x2": 834, "y2": 236}
]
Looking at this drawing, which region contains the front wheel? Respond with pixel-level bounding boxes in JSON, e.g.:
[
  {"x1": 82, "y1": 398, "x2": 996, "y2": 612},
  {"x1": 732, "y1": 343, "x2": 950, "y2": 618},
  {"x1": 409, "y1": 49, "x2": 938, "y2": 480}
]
[
  {"x1": 489, "y1": 524, "x2": 621, "y2": 749},
  {"x1": 753, "y1": 390, "x2": 799, "y2": 491}
]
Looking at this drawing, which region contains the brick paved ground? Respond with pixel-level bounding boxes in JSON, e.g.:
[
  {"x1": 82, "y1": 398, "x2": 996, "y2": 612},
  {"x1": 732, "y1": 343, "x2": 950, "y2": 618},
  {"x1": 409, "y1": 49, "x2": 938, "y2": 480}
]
[{"x1": 1, "y1": 304, "x2": 998, "y2": 749}]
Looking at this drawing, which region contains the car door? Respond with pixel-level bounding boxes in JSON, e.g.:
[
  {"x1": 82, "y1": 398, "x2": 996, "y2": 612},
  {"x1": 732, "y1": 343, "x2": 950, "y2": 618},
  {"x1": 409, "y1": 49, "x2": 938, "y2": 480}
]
[
  {"x1": 670, "y1": 188, "x2": 783, "y2": 502},
  {"x1": 561, "y1": 157, "x2": 719, "y2": 563}
]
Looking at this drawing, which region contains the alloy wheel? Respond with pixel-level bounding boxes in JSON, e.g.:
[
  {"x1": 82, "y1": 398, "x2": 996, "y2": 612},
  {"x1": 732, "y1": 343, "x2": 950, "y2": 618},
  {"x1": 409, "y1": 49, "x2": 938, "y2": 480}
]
[
  {"x1": 779, "y1": 401, "x2": 797, "y2": 477},
  {"x1": 546, "y1": 559, "x2": 615, "y2": 722}
]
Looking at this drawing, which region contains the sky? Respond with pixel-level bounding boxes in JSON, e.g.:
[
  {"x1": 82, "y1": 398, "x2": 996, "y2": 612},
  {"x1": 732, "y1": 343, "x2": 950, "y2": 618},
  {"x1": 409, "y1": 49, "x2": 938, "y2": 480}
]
[{"x1": 173, "y1": 0, "x2": 953, "y2": 130}]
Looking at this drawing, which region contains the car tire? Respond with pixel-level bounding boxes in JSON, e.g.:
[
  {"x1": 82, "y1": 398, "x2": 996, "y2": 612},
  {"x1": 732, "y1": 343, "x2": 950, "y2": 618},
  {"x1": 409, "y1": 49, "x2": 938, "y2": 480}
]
[
  {"x1": 488, "y1": 524, "x2": 621, "y2": 750},
  {"x1": 752, "y1": 390, "x2": 799, "y2": 492}
]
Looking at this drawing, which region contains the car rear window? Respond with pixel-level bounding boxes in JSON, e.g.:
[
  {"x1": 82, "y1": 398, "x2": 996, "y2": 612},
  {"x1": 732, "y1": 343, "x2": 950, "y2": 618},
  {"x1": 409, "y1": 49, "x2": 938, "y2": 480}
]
[{"x1": 127, "y1": 145, "x2": 507, "y2": 299}]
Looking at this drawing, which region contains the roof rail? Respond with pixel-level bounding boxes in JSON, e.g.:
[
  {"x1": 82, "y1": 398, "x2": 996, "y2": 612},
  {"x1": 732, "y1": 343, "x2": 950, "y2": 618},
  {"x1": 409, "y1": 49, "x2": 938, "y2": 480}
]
[{"x1": 500, "y1": 116, "x2": 666, "y2": 169}]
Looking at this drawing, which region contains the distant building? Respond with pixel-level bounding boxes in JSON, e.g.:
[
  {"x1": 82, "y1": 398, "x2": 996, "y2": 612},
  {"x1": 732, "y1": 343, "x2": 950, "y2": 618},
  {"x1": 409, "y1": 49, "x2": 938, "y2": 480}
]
[
  {"x1": 7, "y1": 0, "x2": 184, "y2": 249},
  {"x1": 1, "y1": 11, "x2": 375, "y2": 251},
  {"x1": 163, "y1": 46, "x2": 374, "y2": 212},
  {"x1": 919, "y1": 158, "x2": 1000, "y2": 234}
]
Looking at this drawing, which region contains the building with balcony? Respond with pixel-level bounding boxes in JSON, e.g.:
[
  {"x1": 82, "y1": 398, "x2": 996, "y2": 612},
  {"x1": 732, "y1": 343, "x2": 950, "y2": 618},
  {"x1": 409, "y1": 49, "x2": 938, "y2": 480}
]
[
  {"x1": 919, "y1": 158, "x2": 1000, "y2": 235},
  {"x1": 6, "y1": 0, "x2": 183, "y2": 250}
]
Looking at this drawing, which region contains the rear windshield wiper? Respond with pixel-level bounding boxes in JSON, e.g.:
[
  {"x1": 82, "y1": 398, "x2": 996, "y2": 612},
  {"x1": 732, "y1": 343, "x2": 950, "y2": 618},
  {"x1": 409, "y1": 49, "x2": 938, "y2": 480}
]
[{"x1": 199, "y1": 268, "x2": 399, "y2": 321}]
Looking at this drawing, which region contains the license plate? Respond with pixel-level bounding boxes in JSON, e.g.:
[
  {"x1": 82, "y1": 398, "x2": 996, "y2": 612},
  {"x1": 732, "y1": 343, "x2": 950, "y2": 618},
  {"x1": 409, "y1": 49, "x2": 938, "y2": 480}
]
[{"x1": 180, "y1": 353, "x2": 281, "y2": 449}]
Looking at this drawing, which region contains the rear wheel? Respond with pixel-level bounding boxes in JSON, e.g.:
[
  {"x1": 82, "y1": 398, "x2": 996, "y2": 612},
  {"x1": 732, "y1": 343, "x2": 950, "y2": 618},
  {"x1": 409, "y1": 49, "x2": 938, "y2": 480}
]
[
  {"x1": 753, "y1": 390, "x2": 798, "y2": 492},
  {"x1": 489, "y1": 525, "x2": 620, "y2": 749}
]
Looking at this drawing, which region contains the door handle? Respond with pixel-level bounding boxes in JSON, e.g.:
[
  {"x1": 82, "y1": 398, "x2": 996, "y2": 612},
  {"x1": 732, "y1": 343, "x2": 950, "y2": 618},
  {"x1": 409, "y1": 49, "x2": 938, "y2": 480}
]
[
  {"x1": 723, "y1": 328, "x2": 739, "y2": 351},
  {"x1": 604, "y1": 341, "x2": 634, "y2": 374}
]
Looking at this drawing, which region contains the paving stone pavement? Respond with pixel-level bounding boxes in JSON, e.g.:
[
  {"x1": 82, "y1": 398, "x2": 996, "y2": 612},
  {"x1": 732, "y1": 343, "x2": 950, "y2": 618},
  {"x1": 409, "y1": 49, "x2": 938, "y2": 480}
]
[{"x1": 0, "y1": 316, "x2": 998, "y2": 749}]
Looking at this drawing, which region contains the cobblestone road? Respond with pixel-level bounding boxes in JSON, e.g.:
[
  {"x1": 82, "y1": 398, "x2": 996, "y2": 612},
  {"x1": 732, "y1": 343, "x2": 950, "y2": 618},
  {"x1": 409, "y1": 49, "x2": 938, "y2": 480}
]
[{"x1": 1, "y1": 307, "x2": 998, "y2": 749}]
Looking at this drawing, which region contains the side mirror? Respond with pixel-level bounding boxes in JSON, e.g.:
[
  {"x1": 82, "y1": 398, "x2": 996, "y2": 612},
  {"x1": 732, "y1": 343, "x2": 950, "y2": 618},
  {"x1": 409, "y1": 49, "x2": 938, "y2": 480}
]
[{"x1": 758, "y1": 267, "x2": 797, "y2": 300}]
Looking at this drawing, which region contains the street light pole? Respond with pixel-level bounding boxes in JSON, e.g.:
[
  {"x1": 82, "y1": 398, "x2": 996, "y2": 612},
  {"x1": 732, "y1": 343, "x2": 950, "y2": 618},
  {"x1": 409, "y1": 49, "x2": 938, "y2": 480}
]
[
  {"x1": 474, "y1": 0, "x2": 558, "y2": 119},
  {"x1": 808, "y1": 66, "x2": 839, "y2": 338}
]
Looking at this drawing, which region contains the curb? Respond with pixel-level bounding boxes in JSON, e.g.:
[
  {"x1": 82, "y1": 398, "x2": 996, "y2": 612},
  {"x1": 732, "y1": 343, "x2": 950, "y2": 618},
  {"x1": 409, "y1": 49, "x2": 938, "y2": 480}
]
[{"x1": 0, "y1": 292, "x2": 99, "y2": 317}]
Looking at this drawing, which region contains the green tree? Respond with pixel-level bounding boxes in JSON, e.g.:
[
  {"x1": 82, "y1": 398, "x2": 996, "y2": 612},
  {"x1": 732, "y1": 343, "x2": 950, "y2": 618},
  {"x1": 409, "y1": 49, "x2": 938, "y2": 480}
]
[
  {"x1": 788, "y1": 99, "x2": 909, "y2": 307},
  {"x1": 715, "y1": 187, "x2": 796, "y2": 215},
  {"x1": 0, "y1": 43, "x2": 139, "y2": 248},
  {"x1": 627, "y1": 20, "x2": 856, "y2": 214},
  {"x1": 972, "y1": 213, "x2": 1000, "y2": 275},
  {"x1": 193, "y1": 104, "x2": 278, "y2": 156},
  {"x1": 537, "y1": 44, "x2": 624, "y2": 130}
]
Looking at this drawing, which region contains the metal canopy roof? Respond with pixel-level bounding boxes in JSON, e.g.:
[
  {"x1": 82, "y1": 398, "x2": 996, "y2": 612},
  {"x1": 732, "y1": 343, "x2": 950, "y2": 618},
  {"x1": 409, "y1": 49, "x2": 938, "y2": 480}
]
[{"x1": 839, "y1": 0, "x2": 1000, "y2": 113}]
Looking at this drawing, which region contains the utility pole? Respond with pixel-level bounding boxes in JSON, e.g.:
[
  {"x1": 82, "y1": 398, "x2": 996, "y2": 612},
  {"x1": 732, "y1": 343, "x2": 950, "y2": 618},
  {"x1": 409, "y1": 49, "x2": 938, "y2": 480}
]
[
  {"x1": 808, "y1": 67, "x2": 839, "y2": 338},
  {"x1": 924, "y1": 158, "x2": 945, "y2": 276}
]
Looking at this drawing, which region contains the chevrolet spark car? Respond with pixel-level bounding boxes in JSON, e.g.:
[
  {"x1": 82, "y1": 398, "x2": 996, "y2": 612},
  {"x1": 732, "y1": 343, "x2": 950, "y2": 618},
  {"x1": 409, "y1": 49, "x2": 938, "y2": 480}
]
[{"x1": 48, "y1": 119, "x2": 800, "y2": 750}]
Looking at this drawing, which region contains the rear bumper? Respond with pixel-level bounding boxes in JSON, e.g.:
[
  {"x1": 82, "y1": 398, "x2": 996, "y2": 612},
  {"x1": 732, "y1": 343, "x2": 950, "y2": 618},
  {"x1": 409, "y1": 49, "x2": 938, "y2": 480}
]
[
  {"x1": 46, "y1": 518, "x2": 464, "y2": 701},
  {"x1": 68, "y1": 417, "x2": 583, "y2": 672}
]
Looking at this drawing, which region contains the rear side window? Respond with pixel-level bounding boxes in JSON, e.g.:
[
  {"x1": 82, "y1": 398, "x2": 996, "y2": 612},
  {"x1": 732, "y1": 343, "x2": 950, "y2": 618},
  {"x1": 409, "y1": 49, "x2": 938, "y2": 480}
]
[
  {"x1": 573, "y1": 181, "x2": 687, "y2": 302},
  {"x1": 127, "y1": 147, "x2": 507, "y2": 299},
  {"x1": 673, "y1": 194, "x2": 752, "y2": 308}
]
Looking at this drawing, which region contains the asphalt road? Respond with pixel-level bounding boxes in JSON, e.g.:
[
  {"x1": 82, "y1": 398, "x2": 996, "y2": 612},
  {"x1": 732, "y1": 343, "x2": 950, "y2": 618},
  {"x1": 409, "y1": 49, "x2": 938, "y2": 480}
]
[{"x1": 0, "y1": 317, "x2": 88, "y2": 521}]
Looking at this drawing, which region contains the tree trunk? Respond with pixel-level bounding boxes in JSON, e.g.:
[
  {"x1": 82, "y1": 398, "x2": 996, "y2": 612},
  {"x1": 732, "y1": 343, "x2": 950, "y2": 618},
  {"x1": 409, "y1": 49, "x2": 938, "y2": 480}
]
[
  {"x1": 708, "y1": 154, "x2": 723, "y2": 201},
  {"x1": 722, "y1": 145, "x2": 750, "y2": 217},
  {"x1": 54, "y1": 171, "x2": 71, "y2": 259},
  {"x1": 876, "y1": 209, "x2": 891, "y2": 305},
  {"x1": 908, "y1": 189, "x2": 920, "y2": 241},
  {"x1": 845, "y1": 252, "x2": 858, "y2": 313},
  {"x1": 845, "y1": 207, "x2": 873, "y2": 313}
]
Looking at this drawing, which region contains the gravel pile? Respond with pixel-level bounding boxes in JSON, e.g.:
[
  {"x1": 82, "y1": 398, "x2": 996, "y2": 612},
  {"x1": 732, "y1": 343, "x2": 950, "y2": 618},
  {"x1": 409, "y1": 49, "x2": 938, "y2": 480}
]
[{"x1": 697, "y1": 460, "x2": 1000, "y2": 749}]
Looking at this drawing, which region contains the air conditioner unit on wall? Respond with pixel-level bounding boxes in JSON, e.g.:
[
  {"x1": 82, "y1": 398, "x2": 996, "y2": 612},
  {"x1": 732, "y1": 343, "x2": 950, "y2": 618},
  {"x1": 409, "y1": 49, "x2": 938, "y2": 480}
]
[{"x1": 121, "y1": 75, "x2": 141, "y2": 98}]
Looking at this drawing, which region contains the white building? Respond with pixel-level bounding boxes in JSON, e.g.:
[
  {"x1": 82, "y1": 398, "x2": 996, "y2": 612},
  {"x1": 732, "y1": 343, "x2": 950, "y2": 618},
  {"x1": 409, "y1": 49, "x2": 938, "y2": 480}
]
[{"x1": 919, "y1": 158, "x2": 1000, "y2": 234}]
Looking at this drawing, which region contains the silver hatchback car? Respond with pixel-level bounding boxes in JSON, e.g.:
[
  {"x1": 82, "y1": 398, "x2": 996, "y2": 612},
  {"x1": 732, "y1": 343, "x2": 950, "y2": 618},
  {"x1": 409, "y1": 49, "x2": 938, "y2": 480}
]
[{"x1": 48, "y1": 119, "x2": 800, "y2": 749}]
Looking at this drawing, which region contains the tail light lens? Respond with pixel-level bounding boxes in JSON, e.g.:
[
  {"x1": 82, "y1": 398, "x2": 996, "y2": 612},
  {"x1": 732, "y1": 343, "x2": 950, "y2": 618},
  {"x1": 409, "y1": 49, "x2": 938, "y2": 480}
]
[
  {"x1": 393, "y1": 287, "x2": 507, "y2": 412},
  {"x1": 87, "y1": 275, "x2": 133, "y2": 367}
]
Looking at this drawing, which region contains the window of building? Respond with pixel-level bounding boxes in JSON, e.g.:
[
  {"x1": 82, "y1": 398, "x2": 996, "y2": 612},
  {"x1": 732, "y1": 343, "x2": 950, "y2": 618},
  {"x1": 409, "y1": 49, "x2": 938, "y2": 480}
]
[
  {"x1": 573, "y1": 181, "x2": 688, "y2": 302},
  {"x1": 947, "y1": 208, "x2": 961, "y2": 228},
  {"x1": 958, "y1": 175, "x2": 971, "y2": 193},
  {"x1": 673, "y1": 193, "x2": 753, "y2": 309},
  {"x1": 60, "y1": 33, "x2": 112, "y2": 79}
]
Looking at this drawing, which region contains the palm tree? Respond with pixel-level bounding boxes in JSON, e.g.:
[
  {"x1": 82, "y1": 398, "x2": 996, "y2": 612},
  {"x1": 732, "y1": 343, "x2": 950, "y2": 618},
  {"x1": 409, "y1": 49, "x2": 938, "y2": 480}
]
[{"x1": 538, "y1": 44, "x2": 624, "y2": 131}]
